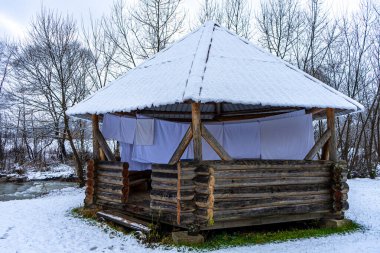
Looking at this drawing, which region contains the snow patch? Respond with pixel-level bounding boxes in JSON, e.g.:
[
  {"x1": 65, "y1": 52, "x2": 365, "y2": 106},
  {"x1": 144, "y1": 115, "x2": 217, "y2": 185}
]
[{"x1": 0, "y1": 179, "x2": 380, "y2": 252}]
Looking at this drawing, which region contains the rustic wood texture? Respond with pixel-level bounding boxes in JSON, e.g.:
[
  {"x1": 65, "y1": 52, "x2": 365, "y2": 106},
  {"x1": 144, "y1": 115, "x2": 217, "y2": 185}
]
[
  {"x1": 177, "y1": 162, "x2": 181, "y2": 224},
  {"x1": 169, "y1": 126, "x2": 193, "y2": 165},
  {"x1": 326, "y1": 108, "x2": 337, "y2": 162},
  {"x1": 92, "y1": 115, "x2": 100, "y2": 160},
  {"x1": 94, "y1": 128, "x2": 116, "y2": 161},
  {"x1": 304, "y1": 129, "x2": 331, "y2": 160},
  {"x1": 150, "y1": 159, "x2": 337, "y2": 230},
  {"x1": 201, "y1": 124, "x2": 232, "y2": 161},
  {"x1": 90, "y1": 161, "x2": 129, "y2": 206},
  {"x1": 330, "y1": 162, "x2": 349, "y2": 219},
  {"x1": 192, "y1": 103, "x2": 202, "y2": 161},
  {"x1": 84, "y1": 159, "x2": 95, "y2": 206}
]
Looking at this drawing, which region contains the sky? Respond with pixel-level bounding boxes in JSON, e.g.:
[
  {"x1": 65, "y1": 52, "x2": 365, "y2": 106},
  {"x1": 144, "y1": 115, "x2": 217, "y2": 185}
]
[{"x1": 0, "y1": 0, "x2": 363, "y2": 41}]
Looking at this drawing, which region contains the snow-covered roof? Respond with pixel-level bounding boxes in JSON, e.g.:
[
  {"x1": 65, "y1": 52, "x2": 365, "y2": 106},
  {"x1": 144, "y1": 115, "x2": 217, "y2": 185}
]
[{"x1": 66, "y1": 21, "x2": 364, "y2": 117}]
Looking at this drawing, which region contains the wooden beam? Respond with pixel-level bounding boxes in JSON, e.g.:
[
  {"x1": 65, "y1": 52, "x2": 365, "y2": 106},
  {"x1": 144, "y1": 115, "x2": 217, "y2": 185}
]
[
  {"x1": 94, "y1": 128, "x2": 116, "y2": 161},
  {"x1": 192, "y1": 103, "x2": 202, "y2": 161},
  {"x1": 321, "y1": 140, "x2": 329, "y2": 160},
  {"x1": 92, "y1": 115, "x2": 100, "y2": 160},
  {"x1": 306, "y1": 108, "x2": 325, "y2": 115},
  {"x1": 169, "y1": 126, "x2": 193, "y2": 165},
  {"x1": 304, "y1": 129, "x2": 331, "y2": 160},
  {"x1": 201, "y1": 124, "x2": 232, "y2": 161},
  {"x1": 326, "y1": 108, "x2": 337, "y2": 162}
]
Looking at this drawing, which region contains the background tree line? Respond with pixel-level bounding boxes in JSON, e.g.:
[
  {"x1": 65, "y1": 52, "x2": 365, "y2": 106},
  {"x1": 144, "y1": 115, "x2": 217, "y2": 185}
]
[{"x1": 0, "y1": 0, "x2": 379, "y2": 186}]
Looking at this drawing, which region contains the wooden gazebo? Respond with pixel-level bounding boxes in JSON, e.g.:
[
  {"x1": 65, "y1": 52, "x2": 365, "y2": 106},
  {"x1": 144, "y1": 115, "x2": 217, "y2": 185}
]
[{"x1": 67, "y1": 21, "x2": 363, "y2": 232}]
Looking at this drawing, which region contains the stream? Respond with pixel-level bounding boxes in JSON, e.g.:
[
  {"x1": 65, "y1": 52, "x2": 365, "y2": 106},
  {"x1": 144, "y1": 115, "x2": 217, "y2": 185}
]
[{"x1": 0, "y1": 181, "x2": 77, "y2": 201}]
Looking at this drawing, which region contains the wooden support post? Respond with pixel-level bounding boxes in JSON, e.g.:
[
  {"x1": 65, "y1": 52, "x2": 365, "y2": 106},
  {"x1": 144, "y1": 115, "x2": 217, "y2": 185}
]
[
  {"x1": 99, "y1": 148, "x2": 106, "y2": 161},
  {"x1": 177, "y1": 162, "x2": 181, "y2": 225},
  {"x1": 121, "y1": 162, "x2": 129, "y2": 203},
  {"x1": 169, "y1": 126, "x2": 193, "y2": 165},
  {"x1": 304, "y1": 129, "x2": 331, "y2": 160},
  {"x1": 94, "y1": 128, "x2": 116, "y2": 161},
  {"x1": 326, "y1": 108, "x2": 337, "y2": 162},
  {"x1": 201, "y1": 124, "x2": 232, "y2": 161},
  {"x1": 321, "y1": 142, "x2": 329, "y2": 160},
  {"x1": 192, "y1": 103, "x2": 202, "y2": 161},
  {"x1": 92, "y1": 115, "x2": 100, "y2": 160},
  {"x1": 84, "y1": 159, "x2": 95, "y2": 206}
]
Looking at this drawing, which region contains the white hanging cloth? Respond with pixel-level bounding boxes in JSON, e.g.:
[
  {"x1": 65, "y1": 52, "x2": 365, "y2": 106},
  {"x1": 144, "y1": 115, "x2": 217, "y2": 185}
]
[
  {"x1": 135, "y1": 118, "x2": 155, "y2": 145},
  {"x1": 260, "y1": 114, "x2": 314, "y2": 160},
  {"x1": 120, "y1": 142, "x2": 152, "y2": 171}
]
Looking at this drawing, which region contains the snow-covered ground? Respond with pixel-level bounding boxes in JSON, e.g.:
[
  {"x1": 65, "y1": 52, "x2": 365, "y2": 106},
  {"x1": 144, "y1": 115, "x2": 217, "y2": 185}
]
[
  {"x1": 1, "y1": 163, "x2": 75, "y2": 181},
  {"x1": 25, "y1": 164, "x2": 75, "y2": 180},
  {"x1": 0, "y1": 179, "x2": 379, "y2": 253}
]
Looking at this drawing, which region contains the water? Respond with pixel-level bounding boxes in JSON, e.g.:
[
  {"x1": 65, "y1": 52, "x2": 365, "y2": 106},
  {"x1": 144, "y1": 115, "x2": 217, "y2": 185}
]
[{"x1": 0, "y1": 181, "x2": 76, "y2": 201}]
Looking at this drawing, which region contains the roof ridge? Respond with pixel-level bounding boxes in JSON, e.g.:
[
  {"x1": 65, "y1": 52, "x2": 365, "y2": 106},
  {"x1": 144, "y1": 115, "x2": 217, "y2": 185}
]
[{"x1": 182, "y1": 21, "x2": 216, "y2": 102}]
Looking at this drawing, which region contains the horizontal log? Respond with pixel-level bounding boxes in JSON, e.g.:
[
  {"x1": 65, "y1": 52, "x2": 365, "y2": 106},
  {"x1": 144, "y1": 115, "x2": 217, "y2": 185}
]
[
  {"x1": 195, "y1": 183, "x2": 330, "y2": 195},
  {"x1": 150, "y1": 210, "x2": 196, "y2": 225},
  {"x1": 196, "y1": 194, "x2": 331, "y2": 209},
  {"x1": 197, "y1": 169, "x2": 331, "y2": 179},
  {"x1": 97, "y1": 185, "x2": 123, "y2": 195},
  {"x1": 151, "y1": 181, "x2": 194, "y2": 191},
  {"x1": 152, "y1": 171, "x2": 195, "y2": 179},
  {"x1": 196, "y1": 203, "x2": 330, "y2": 221},
  {"x1": 197, "y1": 189, "x2": 330, "y2": 200},
  {"x1": 96, "y1": 200, "x2": 126, "y2": 210},
  {"x1": 96, "y1": 193, "x2": 123, "y2": 204},
  {"x1": 194, "y1": 159, "x2": 335, "y2": 168},
  {"x1": 150, "y1": 189, "x2": 194, "y2": 202},
  {"x1": 96, "y1": 161, "x2": 126, "y2": 170},
  {"x1": 151, "y1": 175, "x2": 194, "y2": 184},
  {"x1": 97, "y1": 176, "x2": 128, "y2": 187},
  {"x1": 194, "y1": 177, "x2": 330, "y2": 188},
  {"x1": 152, "y1": 163, "x2": 196, "y2": 172},
  {"x1": 200, "y1": 212, "x2": 329, "y2": 230},
  {"x1": 97, "y1": 170, "x2": 123, "y2": 178},
  {"x1": 150, "y1": 201, "x2": 196, "y2": 212}
]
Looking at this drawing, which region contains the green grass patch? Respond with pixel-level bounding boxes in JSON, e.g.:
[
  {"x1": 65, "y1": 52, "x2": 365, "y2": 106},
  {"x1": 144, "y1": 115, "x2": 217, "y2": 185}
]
[
  {"x1": 182, "y1": 220, "x2": 362, "y2": 250},
  {"x1": 72, "y1": 206, "x2": 362, "y2": 250}
]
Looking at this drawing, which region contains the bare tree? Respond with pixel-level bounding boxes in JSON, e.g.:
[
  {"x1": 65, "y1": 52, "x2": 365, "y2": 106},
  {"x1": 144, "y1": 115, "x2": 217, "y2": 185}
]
[
  {"x1": 12, "y1": 9, "x2": 92, "y2": 186},
  {"x1": 256, "y1": 0, "x2": 303, "y2": 60},
  {"x1": 197, "y1": 0, "x2": 252, "y2": 39},
  {"x1": 198, "y1": 0, "x2": 223, "y2": 24},
  {"x1": 82, "y1": 14, "x2": 117, "y2": 89},
  {"x1": 0, "y1": 40, "x2": 13, "y2": 94},
  {"x1": 129, "y1": 0, "x2": 186, "y2": 59}
]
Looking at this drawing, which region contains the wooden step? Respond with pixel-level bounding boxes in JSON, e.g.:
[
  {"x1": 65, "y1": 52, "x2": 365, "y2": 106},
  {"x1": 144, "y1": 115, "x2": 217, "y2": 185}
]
[{"x1": 97, "y1": 211, "x2": 151, "y2": 233}]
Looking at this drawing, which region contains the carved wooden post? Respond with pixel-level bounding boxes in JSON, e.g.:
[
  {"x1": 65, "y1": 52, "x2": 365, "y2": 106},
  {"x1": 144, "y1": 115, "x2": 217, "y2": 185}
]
[
  {"x1": 192, "y1": 103, "x2": 202, "y2": 161},
  {"x1": 84, "y1": 159, "x2": 96, "y2": 206},
  {"x1": 326, "y1": 108, "x2": 337, "y2": 162},
  {"x1": 92, "y1": 115, "x2": 100, "y2": 160}
]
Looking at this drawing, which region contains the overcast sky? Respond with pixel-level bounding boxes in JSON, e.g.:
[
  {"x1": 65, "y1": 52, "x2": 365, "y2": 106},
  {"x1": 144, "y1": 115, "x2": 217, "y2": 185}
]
[{"x1": 0, "y1": 0, "x2": 362, "y2": 40}]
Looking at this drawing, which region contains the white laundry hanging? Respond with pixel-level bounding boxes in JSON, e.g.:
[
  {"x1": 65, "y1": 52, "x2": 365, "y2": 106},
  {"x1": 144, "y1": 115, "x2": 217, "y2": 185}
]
[{"x1": 260, "y1": 114, "x2": 314, "y2": 160}]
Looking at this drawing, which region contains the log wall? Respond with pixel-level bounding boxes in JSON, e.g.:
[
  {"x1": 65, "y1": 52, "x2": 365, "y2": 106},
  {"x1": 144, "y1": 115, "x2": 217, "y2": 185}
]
[
  {"x1": 150, "y1": 160, "x2": 348, "y2": 230},
  {"x1": 84, "y1": 160, "x2": 129, "y2": 208}
]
